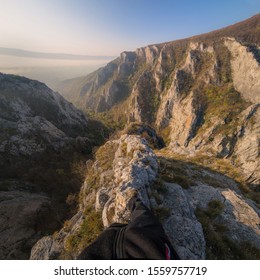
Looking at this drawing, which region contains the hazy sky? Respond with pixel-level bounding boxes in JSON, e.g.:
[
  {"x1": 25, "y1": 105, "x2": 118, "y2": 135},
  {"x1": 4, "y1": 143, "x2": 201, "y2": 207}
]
[{"x1": 0, "y1": 0, "x2": 259, "y2": 56}]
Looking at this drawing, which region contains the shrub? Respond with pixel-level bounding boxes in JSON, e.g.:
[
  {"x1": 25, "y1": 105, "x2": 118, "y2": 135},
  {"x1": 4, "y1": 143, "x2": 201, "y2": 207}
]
[
  {"x1": 95, "y1": 141, "x2": 118, "y2": 171},
  {"x1": 195, "y1": 200, "x2": 260, "y2": 259},
  {"x1": 64, "y1": 206, "x2": 103, "y2": 255}
]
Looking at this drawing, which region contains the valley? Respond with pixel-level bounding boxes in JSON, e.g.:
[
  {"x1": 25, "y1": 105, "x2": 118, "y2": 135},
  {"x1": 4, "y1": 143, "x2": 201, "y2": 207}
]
[{"x1": 1, "y1": 14, "x2": 260, "y2": 260}]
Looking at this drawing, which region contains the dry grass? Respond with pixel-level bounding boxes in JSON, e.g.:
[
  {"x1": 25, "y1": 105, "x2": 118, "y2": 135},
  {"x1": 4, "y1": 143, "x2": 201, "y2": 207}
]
[
  {"x1": 156, "y1": 149, "x2": 260, "y2": 206},
  {"x1": 64, "y1": 205, "x2": 103, "y2": 256},
  {"x1": 196, "y1": 200, "x2": 260, "y2": 259}
]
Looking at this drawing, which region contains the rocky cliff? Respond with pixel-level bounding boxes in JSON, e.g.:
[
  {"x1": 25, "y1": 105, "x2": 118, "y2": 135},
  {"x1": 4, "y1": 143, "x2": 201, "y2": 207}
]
[
  {"x1": 0, "y1": 73, "x2": 106, "y2": 259},
  {"x1": 3, "y1": 14, "x2": 260, "y2": 260},
  {"x1": 57, "y1": 14, "x2": 260, "y2": 187},
  {"x1": 30, "y1": 131, "x2": 260, "y2": 260},
  {"x1": 35, "y1": 15, "x2": 260, "y2": 260}
]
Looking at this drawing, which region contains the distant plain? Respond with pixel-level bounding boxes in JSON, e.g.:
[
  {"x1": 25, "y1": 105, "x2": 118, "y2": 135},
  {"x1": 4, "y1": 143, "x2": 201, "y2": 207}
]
[{"x1": 0, "y1": 54, "x2": 112, "y2": 90}]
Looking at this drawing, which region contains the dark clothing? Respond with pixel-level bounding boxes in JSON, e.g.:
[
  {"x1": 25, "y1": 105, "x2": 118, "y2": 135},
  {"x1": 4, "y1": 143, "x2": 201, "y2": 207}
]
[{"x1": 78, "y1": 199, "x2": 180, "y2": 260}]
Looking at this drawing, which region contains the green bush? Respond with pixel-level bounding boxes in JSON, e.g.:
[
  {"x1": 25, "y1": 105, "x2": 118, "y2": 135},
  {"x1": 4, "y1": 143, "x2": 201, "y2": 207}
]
[{"x1": 64, "y1": 206, "x2": 103, "y2": 255}]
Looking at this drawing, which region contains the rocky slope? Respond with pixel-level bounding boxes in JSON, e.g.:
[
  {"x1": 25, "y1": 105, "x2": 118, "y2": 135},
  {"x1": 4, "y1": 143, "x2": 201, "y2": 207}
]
[
  {"x1": 4, "y1": 14, "x2": 260, "y2": 260},
  {"x1": 0, "y1": 73, "x2": 106, "y2": 259},
  {"x1": 57, "y1": 14, "x2": 260, "y2": 187},
  {"x1": 30, "y1": 132, "x2": 260, "y2": 260},
  {"x1": 34, "y1": 15, "x2": 260, "y2": 260}
]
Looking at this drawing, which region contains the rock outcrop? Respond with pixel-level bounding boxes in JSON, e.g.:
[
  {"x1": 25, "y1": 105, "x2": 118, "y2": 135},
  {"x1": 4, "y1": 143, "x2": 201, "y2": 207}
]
[
  {"x1": 0, "y1": 73, "x2": 106, "y2": 259},
  {"x1": 225, "y1": 37, "x2": 260, "y2": 104},
  {"x1": 56, "y1": 14, "x2": 260, "y2": 186},
  {"x1": 30, "y1": 134, "x2": 260, "y2": 260},
  {"x1": 4, "y1": 15, "x2": 260, "y2": 260},
  {"x1": 35, "y1": 15, "x2": 259, "y2": 259}
]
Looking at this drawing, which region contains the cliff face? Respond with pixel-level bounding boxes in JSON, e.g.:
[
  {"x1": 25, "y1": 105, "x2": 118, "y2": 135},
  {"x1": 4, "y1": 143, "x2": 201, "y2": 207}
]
[
  {"x1": 57, "y1": 14, "x2": 260, "y2": 187},
  {"x1": 33, "y1": 15, "x2": 260, "y2": 260},
  {"x1": 11, "y1": 14, "x2": 260, "y2": 260},
  {"x1": 0, "y1": 73, "x2": 106, "y2": 259}
]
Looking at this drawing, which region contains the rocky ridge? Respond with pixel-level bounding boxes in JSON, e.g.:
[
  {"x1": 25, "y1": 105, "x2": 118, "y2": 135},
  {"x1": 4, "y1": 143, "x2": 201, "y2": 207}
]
[
  {"x1": 57, "y1": 14, "x2": 260, "y2": 186},
  {"x1": 33, "y1": 15, "x2": 260, "y2": 259},
  {"x1": 0, "y1": 73, "x2": 106, "y2": 259},
  {"x1": 2, "y1": 15, "x2": 260, "y2": 260},
  {"x1": 30, "y1": 133, "x2": 260, "y2": 259}
]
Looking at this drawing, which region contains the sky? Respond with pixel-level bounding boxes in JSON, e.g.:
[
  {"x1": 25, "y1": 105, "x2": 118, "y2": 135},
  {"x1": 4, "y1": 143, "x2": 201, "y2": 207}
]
[{"x1": 0, "y1": 0, "x2": 259, "y2": 56}]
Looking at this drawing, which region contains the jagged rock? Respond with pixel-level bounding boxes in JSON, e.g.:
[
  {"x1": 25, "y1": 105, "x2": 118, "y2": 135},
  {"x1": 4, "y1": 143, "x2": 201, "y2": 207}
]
[
  {"x1": 233, "y1": 106, "x2": 260, "y2": 184},
  {"x1": 30, "y1": 132, "x2": 260, "y2": 260},
  {"x1": 162, "y1": 183, "x2": 206, "y2": 259},
  {"x1": 56, "y1": 15, "x2": 260, "y2": 187},
  {"x1": 225, "y1": 38, "x2": 260, "y2": 104},
  {"x1": 111, "y1": 135, "x2": 158, "y2": 223},
  {"x1": 136, "y1": 45, "x2": 160, "y2": 65},
  {"x1": 29, "y1": 236, "x2": 61, "y2": 260},
  {"x1": 29, "y1": 15, "x2": 260, "y2": 260},
  {"x1": 221, "y1": 190, "x2": 260, "y2": 246},
  {"x1": 0, "y1": 73, "x2": 96, "y2": 158},
  {"x1": 30, "y1": 135, "x2": 160, "y2": 259},
  {"x1": 186, "y1": 185, "x2": 260, "y2": 249},
  {"x1": 0, "y1": 73, "x2": 105, "y2": 259}
]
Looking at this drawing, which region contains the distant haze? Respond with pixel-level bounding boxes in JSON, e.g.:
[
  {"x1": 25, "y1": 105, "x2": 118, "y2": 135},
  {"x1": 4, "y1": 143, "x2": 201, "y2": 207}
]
[
  {"x1": 0, "y1": 49, "x2": 113, "y2": 89},
  {"x1": 0, "y1": 0, "x2": 259, "y2": 89},
  {"x1": 0, "y1": 47, "x2": 115, "y2": 61}
]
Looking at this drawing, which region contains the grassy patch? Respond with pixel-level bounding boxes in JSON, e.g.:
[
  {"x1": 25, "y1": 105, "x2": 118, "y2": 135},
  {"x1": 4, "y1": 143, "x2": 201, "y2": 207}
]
[
  {"x1": 95, "y1": 141, "x2": 118, "y2": 171},
  {"x1": 196, "y1": 84, "x2": 251, "y2": 140},
  {"x1": 157, "y1": 150, "x2": 260, "y2": 207},
  {"x1": 196, "y1": 200, "x2": 260, "y2": 259},
  {"x1": 214, "y1": 42, "x2": 232, "y2": 83},
  {"x1": 158, "y1": 157, "x2": 194, "y2": 189},
  {"x1": 64, "y1": 205, "x2": 103, "y2": 256}
]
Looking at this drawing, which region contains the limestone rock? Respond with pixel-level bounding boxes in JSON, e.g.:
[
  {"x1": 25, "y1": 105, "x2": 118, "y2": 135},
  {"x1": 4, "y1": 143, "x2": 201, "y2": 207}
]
[
  {"x1": 233, "y1": 105, "x2": 260, "y2": 184},
  {"x1": 162, "y1": 183, "x2": 206, "y2": 259},
  {"x1": 186, "y1": 185, "x2": 260, "y2": 250},
  {"x1": 0, "y1": 73, "x2": 104, "y2": 259},
  {"x1": 225, "y1": 38, "x2": 260, "y2": 104},
  {"x1": 111, "y1": 135, "x2": 158, "y2": 223},
  {"x1": 221, "y1": 190, "x2": 260, "y2": 247},
  {"x1": 29, "y1": 15, "x2": 260, "y2": 260},
  {"x1": 29, "y1": 236, "x2": 61, "y2": 260}
]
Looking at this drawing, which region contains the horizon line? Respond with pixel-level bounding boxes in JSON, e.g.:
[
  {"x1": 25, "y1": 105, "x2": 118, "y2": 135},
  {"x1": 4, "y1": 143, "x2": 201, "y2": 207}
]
[{"x1": 0, "y1": 47, "x2": 116, "y2": 61}]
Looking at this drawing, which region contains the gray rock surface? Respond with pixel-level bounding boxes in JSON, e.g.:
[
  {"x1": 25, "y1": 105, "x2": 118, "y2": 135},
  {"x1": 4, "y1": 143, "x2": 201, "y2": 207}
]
[
  {"x1": 21, "y1": 15, "x2": 260, "y2": 260},
  {"x1": 162, "y1": 183, "x2": 206, "y2": 259},
  {"x1": 233, "y1": 105, "x2": 260, "y2": 184},
  {"x1": 225, "y1": 38, "x2": 260, "y2": 104},
  {"x1": 0, "y1": 73, "x2": 93, "y2": 158},
  {"x1": 186, "y1": 185, "x2": 260, "y2": 249},
  {"x1": 30, "y1": 131, "x2": 260, "y2": 260},
  {"x1": 0, "y1": 180, "x2": 50, "y2": 259},
  {"x1": 0, "y1": 73, "x2": 103, "y2": 259},
  {"x1": 55, "y1": 16, "x2": 260, "y2": 186}
]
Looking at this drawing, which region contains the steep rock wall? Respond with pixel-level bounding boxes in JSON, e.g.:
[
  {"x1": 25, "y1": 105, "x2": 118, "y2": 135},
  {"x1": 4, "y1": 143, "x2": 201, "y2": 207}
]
[{"x1": 225, "y1": 38, "x2": 260, "y2": 104}]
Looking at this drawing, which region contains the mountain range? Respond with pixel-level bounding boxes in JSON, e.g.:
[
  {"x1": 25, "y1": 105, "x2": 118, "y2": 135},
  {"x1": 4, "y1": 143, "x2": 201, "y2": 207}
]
[
  {"x1": 0, "y1": 47, "x2": 115, "y2": 61},
  {"x1": 57, "y1": 14, "x2": 260, "y2": 185},
  {"x1": 0, "y1": 14, "x2": 260, "y2": 260}
]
